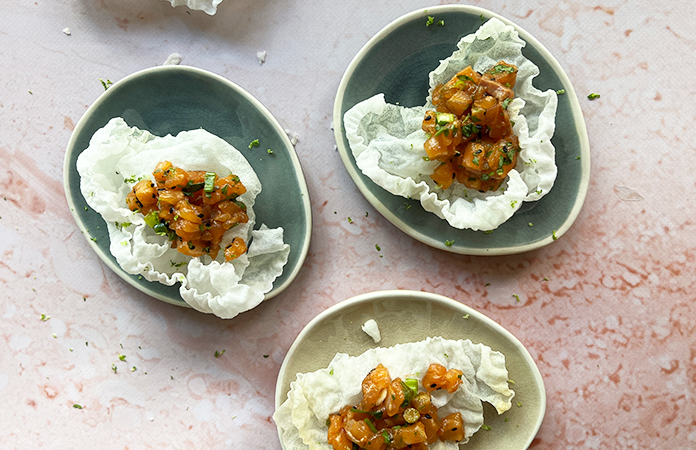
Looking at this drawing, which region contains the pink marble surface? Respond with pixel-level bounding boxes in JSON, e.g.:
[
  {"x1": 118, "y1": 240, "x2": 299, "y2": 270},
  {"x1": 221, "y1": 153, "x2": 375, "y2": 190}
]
[{"x1": 1, "y1": 0, "x2": 695, "y2": 448}]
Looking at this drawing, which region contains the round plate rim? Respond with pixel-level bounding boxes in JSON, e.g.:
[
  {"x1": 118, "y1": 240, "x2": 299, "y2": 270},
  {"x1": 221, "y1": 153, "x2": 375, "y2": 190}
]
[
  {"x1": 63, "y1": 64, "x2": 313, "y2": 308},
  {"x1": 332, "y1": 5, "x2": 590, "y2": 256},
  {"x1": 274, "y1": 289, "x2": 547, "y2": 449}
]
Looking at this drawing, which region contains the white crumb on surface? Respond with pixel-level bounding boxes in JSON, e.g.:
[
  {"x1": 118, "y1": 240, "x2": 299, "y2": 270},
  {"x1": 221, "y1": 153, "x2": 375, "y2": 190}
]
[
  {"x1": 256, "y1": 51, "x2": 267, "y2": 65},
  {"x1": 285, "y1": 129, "x2": 299, "y2": 146},
  {"x1": 361, "y1": 319, "x2": 381, "y2": 343},
  {"x1": 62, "y1": 28, "x2": 71, "y2": 35},
  {"x1": 163, "y1": 53, "x2": 182, "y2": 65}
]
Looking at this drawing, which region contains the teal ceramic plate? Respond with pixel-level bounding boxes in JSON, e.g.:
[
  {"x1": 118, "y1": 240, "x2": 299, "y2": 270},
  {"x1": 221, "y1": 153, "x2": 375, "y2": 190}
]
[
  {"x1": 64, "y1": 66, "x2": 312, "y2": 307},
  {"x1": 334, "y1": 5, "x2": 590, "y2": 255},
  {"x1": 275, "y1": 290, "x2": 545, "y2": 449}
]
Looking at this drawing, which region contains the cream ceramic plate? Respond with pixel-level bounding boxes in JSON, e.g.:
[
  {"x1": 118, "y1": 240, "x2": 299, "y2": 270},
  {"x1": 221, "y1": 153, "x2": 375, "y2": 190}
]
[{"x1": 275, "y1": 290, "x2": 545, "y2": 449}]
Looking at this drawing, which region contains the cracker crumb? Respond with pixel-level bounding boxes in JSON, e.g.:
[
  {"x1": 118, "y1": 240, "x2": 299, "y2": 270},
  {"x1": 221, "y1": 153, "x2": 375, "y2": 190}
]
[
  {"x1": 163, "y1": 53, "x2": 182, "y2": 66},
  {"x1": 361, "y1": 319, "x2": 381, "y2": 343},
  {"x1": 256, "y1": 51, "x2": 267, "y2": 65},
  {"x1": 62, "y1": 27, "x2": 71, "y2": 36}
]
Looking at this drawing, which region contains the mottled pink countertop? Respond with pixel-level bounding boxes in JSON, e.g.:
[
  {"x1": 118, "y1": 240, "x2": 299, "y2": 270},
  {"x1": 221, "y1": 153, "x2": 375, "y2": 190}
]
[{"x1": 1, "y1": 0, "x2": 695, "y2": 448}]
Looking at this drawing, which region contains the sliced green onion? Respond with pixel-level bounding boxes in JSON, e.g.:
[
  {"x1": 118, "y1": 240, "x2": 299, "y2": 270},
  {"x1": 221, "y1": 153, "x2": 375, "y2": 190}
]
[
  {"x1": 152, "y1": 222, "x2": 168, "y2": 235},
  {"x1": 204, "y1": 172, "x2": 216, "y2": 193},
  {"x1": 457, "y1": 74, "x2": 473, "y2": 83},
  {"x1": 403, "y1": 407, "x2": 420, "y2": 424},
  {"x1": 143, "y1": 212, "x2": 159, "y2": 228},
  {"x1": 182, "y1": 181, "x2": 204, "y2": 194},
  {"x1": 364, "y1": 417, "x2": 378, "y2": 433},
  {"x1": 381, "y1": 430, "x2": 391, "y2": 444},
  {"x1": 435, "y1": 112, "x2": 456, "y2": 125}
]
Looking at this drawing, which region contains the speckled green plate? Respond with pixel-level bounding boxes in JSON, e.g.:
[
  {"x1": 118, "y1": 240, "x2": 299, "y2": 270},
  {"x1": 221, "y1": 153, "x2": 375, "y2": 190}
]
[
  {"x1": 64, "y1": 65, "x2": 312, "y2": 307},
  {"x1": 275, "y1": 290, "x2": 545, "y2": 449},
  {"x1": 334, "y1": 5, "x2": 590, "y2": 255}
]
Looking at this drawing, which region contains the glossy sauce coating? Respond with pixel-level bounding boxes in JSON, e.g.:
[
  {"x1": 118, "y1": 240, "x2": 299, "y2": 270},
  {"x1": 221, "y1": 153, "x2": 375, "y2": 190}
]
[
  {"x1": 327, "y1": 363, "x2": 466, "y2": 449},
  {"x1": 423, "y1": 62, "x2": 520, "y2": 192},
  {"x1": 125, "y1": 161, "x2": 249, "y2": 261}
]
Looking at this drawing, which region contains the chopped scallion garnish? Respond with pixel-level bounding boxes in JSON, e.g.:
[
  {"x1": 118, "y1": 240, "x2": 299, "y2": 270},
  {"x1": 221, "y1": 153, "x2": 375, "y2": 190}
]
[{"x1": 204, "y1": 172, "x2": 216, "y2": 193}]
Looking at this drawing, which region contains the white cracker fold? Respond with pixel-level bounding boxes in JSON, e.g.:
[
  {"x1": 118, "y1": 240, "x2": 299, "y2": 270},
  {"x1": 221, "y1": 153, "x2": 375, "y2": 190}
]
[
  {"x1": 165, "y1": 0, "x2": 223, "y2": 15},
  {"x1": 274, "y1": 336, "x2": 514, "y2": 449},
  {"x1": 76, "y1": 118, "x2": 290, "y2": 319}
]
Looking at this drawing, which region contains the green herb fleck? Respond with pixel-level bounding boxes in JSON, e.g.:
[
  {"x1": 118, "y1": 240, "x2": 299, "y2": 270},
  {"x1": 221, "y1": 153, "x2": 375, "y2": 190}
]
[
  {"x1": 556, "y1": 89, "x2": 566, "y2": 95},
  {"x1": 403, "y1": 203, "x2": 412, "y2": 210},
  {"x1": 267, "y1": 149, "x2": 273, "y2": 154},
  {"x1": 248, "y1": 139, "x2": 260, "y2": 149},
  {"x1": 53, "y1": 333, "x2": 57, "y2": 338},
  {"x1": 40, "y1": 314, "x2": 50, "y2": 322},
  {"x1": 118, "y1": 354, "x2": 126, "y2": 361},
  {"x1": 517, "y1": 401, "x2": 523, "y2": 407},
  {"x1": 480, "y1": 14, "x2": 485, "y2": 22},
  {"x1": 425, "y1": 16, "x2": 434, "y2": 26},
  {"x1": 528, "y1": 222, "x2": 534, "y2": 227},
  {"x1": 329, "y1": 367, "x2": 334, "y2": 375},
  {"x1": 502, "y1": 98, "x2": 511, "y2": 109},
  {"x1": 170, "y1": 261, "x2": 186, "y2": 268},
  {"x1": 445, "y1": 240, "x2": 454, "y2": 247},
  {"x1": 375, "y1": 244, "x2": 381, "y2": 251},
  {"x1": 508, "y1": 379, "x2": 516, "y2": 384},
  {"x1": 543, "y1": 277, "x2": 549, "y2": 281},
  {"x1": 490, "y1": 64, "x2": 515, "y2": 74},
  {"x1": 214, "y1": 349, "x2": 225, "y2": 358},
  {"x1": 73, "y1": 404, "x2": 83, "y2": 409},
  {"x1": 100, "y1": 78, "x2": 113, "y2": 90},
  {"x1": 263, "y1": 354, "x2": 269, "y2": 358},
  {"x1": 347, "y1": 217, "x2": 353, "y2": 224},
  {"x1": 511, "y1": 200, "x2": 518, "y2": 208},
  {"x1": 485, "y1": 283, "x2": 491, "y2": 286},
  {"x1": 552, "y1": 230, "x2": 558, "y2": 240},
  {"x1": 463, "y1": 314, "x2": 470, "y2": 319},
  {"x1": 437, "y1": 20, "x2": 444, "y2": 26},
  {"x1": 576, "y1": 156, "x2": 581, "y2": 160},
  {"x1": 587, "y1": 93, "x2": 600, "y2": 100},
  {"x1": 513, "y1": 294, "x2": 520, "y2": 302},
  {"x1": 444, "y1": 353, "x2": 449, "y2": 358},
  {"x1": 131, "y1": 366, "x2": 137, "y2": 372},
  {"x1": 422, "y1": 156, "x2": 430, "y2": 161},
  {"x1": 484, "y1": 230, "x2": 493, "y2": 234},
  {"x1": 112, "y1": 364, "x2": 117, "y2": 374},
  {"x1": 482, "y1": 424, "x2": 491, "y2": 430}
]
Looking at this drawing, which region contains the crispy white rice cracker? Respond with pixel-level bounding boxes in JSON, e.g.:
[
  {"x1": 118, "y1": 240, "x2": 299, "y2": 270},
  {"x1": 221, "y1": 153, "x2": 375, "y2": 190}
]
[
  {"x1": 165, "y1": 0, "x2": 223, "y2": 15},
  {"x1": 274, "y1": 336, "x2": 514, "y2": 449},
  {"x1": 76, "y1": 118, "x2": 290, "y2": 319}
]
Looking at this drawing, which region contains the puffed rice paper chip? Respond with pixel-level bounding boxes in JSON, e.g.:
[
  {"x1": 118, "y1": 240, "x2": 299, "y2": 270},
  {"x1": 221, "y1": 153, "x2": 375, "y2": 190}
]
[
  {"x1": 344, "y1": 18, "x2": 558, "y2": 231},
  {"x1": 165, "y1": 0, "x2": 223, "y2": 15},
  {"x1": 76, "y1": 118, "x2": 290, "y2": 319},
  {"x1": 274, "y1": 336, "x2": 514, "y2": 450}
]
